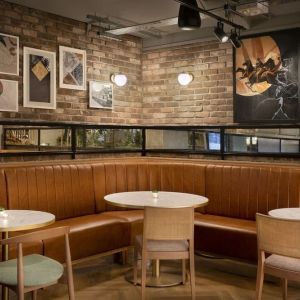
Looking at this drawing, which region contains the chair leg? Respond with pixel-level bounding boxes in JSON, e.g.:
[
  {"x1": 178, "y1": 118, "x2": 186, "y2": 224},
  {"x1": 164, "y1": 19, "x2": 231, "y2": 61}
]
[
  {"x1": 141, "y1": 254, "x2": 147, "y2": 300},
  {"x1": 32, "y1": 290, "x2": 37, "y2": 300},
  {"x1": 133, "y1": 248, "x2": 138, "y2": 285},
  {"x1": 189, "y1": 254, "x2": 196, "y2": 300},
  {"x1": 182, "y1": 259, "x2": 186, "y2": 285},
  {"x1": 281, "y1": 278, "x2": 287, "y2": 300},
  {"x1": 256, "y1": 262, "x2": 264, "y2": 300}
]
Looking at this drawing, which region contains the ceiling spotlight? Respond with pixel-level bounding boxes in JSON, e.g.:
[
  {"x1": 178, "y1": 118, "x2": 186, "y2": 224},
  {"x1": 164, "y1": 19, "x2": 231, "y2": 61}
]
[
  {"x1": 214, "y1": 22, "x2": 229, "y2": 43},
  {"x1": 178, "y1": 0, "x2": 201, "y2": 30},
  {"x1": 178, "y1": 72, "x2": 194, "y2": 86},
  {"x1": 111, "y1": 74, "x2": 127, "y2": 87},
  {"x1": 229, "y1": 31, "x2": 241, "y2": 48}
]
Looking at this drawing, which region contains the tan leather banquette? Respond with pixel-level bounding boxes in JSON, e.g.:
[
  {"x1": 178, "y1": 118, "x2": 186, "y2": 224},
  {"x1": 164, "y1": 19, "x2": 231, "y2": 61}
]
[{"x1": 0, "y1": 158, "x2": 299, "y2": 262}]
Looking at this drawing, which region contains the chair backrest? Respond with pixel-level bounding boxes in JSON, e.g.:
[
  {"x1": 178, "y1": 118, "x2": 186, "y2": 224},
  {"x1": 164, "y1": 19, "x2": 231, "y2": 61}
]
[
  {"x1": 256, "y1": 213, "x2": 300, "y2": 258},
  {"x1": 0, "y1": 226, "x2": 70, "y2": 245},
  {"x1": 143, "y1": 206, "x2": 194, "y2": 241}
]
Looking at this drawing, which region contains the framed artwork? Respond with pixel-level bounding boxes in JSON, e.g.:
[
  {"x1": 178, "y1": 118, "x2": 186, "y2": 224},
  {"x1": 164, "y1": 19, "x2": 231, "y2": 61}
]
[
  {"x1": 0, "y1": 79, "x2": 18, "y2": 112},
  {"x1": 23, "y1": 47, "x2": 56, "y2": 109},
  {"x1": 234, "y1": 28, "x2": 300, "y2": 123},
  {"x1": 59, "y1": 46, "x2": 86, "y2": 90},
  {"x1": 0, "y1": 33, "x2": 19, "y2": 75},
  {"x1": 89, "y1": 81, "x2": 113, "y2": 109}
]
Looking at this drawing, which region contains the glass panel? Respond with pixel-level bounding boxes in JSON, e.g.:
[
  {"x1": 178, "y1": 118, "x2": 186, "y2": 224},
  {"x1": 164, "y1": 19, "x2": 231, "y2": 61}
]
[
  {"x1": 40, "y1": 129, "x2": 72, "y2": 150},
  {"x1": 258, "y1": 138, "x2": 280, "y2": 153},
  {"x1": 77, "y1": 128, "x2": 142, "y2": 150},
  {"x1": 146, "y1": 130, "x2": 190, "y2": 150},
  {"x1": 0, "y1": 126, "x2": 72, "y2": 152},
  {"x1": 225, "y1": 128, "x2": 300, "y2": 154},
  {"x1": 281, "y1": 139, "x2": 299, "y2": 153},
  {"x1": 3, "y1": 127, "x2": 39, "y2": 151}
]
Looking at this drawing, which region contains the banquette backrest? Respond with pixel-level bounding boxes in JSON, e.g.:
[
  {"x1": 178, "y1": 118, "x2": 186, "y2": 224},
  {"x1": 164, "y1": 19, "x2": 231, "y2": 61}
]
[
  {"x1": 205, "y1": 164, "x2": 300, "y2": 220},
  {"x1": 3, "y1": 164, "x2": 95, "y2": 220},
  {"x1": 92, "y1": 162, "x2": 206, "y2": 212},
  {"x1": 0, "y1": 158, "x2": 299, "y2": 222}
]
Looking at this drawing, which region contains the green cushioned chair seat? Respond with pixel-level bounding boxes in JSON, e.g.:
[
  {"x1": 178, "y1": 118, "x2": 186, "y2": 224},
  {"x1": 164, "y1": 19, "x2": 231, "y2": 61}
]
[{"x1": 0, "y1": 254, "x2": 64, "y2": 287}]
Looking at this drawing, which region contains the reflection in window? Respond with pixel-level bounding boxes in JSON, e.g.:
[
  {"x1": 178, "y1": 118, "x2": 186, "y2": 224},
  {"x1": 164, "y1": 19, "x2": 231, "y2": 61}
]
[{"x1": 77, "y1": 129, "x2": 142, "y2": 149}]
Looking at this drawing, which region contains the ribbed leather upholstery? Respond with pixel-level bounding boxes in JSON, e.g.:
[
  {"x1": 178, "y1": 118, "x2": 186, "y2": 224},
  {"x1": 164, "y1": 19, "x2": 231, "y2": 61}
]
[
  {"x1": 5, "y1": 164, "x2": 95, "y2": 220},
  {"x1": 205, "y1": 165, "x2": 300, "y2": 220},
  {"x1": 0, "y1": 169, "x2": 7, "y2": 209},
  {"x1": 93, "y1": 162, "x2": 206, "y2": 212},
  {"x1": 1, "y1": 158, "x2": 300, "y2": 262}
]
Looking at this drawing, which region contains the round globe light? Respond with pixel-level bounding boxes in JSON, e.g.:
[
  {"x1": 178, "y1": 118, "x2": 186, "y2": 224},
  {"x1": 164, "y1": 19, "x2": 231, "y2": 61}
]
[
  {"x1": 111, "y1": 74, "x2": 128, "y2": 87},
  {"x1": 177, "y1": 72, "x2": 193, "y2": 86}
]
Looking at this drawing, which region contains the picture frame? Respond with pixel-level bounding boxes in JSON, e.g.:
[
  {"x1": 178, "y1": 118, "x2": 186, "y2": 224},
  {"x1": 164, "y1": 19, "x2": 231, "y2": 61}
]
[
  {"x1": 23, "y1": 47, "x2": 56, "y2": 109},
  {"x1": 0, "y1": 79, "x2": 18, "y2": 112},
  {"x1": 89, "y1": 81, "x2": 113, "y2": 110},
  {"x1": 0, "y1": 32, "x2": 19, "y2": 76},
  {"x1": 59, "y1": 46, "x2": 86, "y2": 90},
  {"x1": 233, "y1": 28, "x2": 300, "y2": 123}
]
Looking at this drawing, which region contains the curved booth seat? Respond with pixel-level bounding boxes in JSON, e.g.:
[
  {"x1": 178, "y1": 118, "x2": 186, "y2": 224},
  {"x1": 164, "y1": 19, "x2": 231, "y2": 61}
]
[{"x1": 0, "y1": 157, "x2": 299, "y2": 263}]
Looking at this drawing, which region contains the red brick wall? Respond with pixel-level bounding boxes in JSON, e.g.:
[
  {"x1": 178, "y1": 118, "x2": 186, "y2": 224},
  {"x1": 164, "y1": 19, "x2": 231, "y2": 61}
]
[
  {"x1": 0, "y1": 0, "x2": 143, "y2": 124},
  {"x1": 142, "y1": 41, "x2": 233, "y2": 125}
]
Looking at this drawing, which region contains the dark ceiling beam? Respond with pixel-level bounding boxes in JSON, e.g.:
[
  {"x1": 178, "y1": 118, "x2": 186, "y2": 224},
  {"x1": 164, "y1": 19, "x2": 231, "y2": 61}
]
[{"x1": 173, "y1": 0, "x2": 246, "y2": 30}]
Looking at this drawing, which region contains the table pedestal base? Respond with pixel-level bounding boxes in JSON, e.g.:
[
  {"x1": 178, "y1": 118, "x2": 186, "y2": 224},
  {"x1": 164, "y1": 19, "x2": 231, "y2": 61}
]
[{"x1": 125, "y1": 269, "x2": 183, "y2": 287}]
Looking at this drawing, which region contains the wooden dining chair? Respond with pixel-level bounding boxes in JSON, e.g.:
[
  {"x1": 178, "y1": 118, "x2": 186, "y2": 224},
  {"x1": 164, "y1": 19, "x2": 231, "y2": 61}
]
[
  {"x1": 0, "y1": 226, "x2": 75, "y2": 300},
  {"x1": 133, "y1": 206, "x2": 195, "y2": 300},
  {"x1": 256, "y1": 213, "x2": 300, "y2": 300}
]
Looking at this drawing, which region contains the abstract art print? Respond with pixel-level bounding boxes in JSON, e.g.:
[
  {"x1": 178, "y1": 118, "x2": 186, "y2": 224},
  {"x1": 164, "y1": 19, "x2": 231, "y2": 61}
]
[
  {"x1": 89, "y1": 81, "x2": 113, "y2": 109},
  {"x1": 23, "y1": 47, "x2": 56, "y2": 109},
  {"x1": 0, "y1": 33, "x2": 19, "y2": 75},
  {"x1": 234, "y1": 28, "x2": 300, "y2": 123},
  {"x1": 59, "y1": 46, "x2": 86, "y2": 90},
  {"x1": 0, "y1": 79, "x2": 18, "y2": 112}
]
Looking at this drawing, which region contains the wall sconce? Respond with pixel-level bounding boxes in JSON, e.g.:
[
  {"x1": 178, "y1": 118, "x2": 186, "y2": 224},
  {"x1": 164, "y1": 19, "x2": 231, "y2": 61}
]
[
  {"x1": 111, "y1": 74, "x2": 127, "y2": 87},
  {"x1": 177, "y1": 72, "x2": 194, "y2": 86}
]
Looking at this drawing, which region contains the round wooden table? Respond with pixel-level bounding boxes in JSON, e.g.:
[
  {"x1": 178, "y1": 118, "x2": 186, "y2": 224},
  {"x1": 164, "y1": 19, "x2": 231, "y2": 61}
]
[
  {"x1": 269, "y1": 207, "x2": 300, "y2": 220},
  {"x1": 104, "y1": 191, "x2": 208, "y2": 287},
  {"x1": 0, "y1": 210, "x2": 55, "y2": 300}
]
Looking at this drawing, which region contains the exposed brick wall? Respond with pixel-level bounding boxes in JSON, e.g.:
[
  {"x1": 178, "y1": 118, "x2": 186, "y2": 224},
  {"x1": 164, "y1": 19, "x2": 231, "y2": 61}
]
[
  {"x1": 142, "y1": 41, "x2": 233, "y2": 125},
  {"x1": 0, "y1": 0, "x2": 143, "y2": 124}
]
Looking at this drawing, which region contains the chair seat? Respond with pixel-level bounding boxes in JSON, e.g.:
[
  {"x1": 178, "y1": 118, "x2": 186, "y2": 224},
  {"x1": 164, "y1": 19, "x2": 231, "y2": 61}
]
[
  {"x1": 135, "y1": 235, "x2": 189, "y2": 252},
  {"x1": 265, "y1": 254, "x2": 300, "y2": 273},
  {"x1": 0, "y1": 254, "x2": 64, "y2": 287}
]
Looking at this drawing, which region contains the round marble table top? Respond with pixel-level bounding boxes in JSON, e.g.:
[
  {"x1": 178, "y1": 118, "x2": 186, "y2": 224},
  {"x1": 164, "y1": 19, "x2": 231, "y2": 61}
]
[
  {"x1": 268, "y1": 208, "x2": 300, "y2": 220},
  {"x1": 0, "y1": 210, "x2": 55, "y2": 232},
  {"x1": 104, "y1": 191, "x2": 209, "y2": 209}
]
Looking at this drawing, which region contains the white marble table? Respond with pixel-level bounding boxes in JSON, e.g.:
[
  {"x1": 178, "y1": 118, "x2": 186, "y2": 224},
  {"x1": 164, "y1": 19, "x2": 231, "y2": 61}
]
[
  {"x1": 104, "y1": 191, "x2": 208, "y2": 287},
  {"x1": 0, "y1": 210, "x2": 55, "y2": 300},
  {"x1": 104, "y1": 191, "x2": 208, "y2": 209},
  {"x1": 269, "y1": 207, "x2": 300, "y2": 220}
]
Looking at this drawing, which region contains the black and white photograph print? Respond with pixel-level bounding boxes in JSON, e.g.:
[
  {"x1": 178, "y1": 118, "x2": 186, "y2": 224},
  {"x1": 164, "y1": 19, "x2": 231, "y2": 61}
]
[
  {"x1": 89, "y1": 81, "x2": 113, "y2": 109},
  {"x1": 59, "y1": 46, "x2": 86, "y2": 90},
  {"x1": 23, "y1": 47, "x2": 56, "y2": 109},
  {"x1": 0, "y1": 79, "x2": 18, "y2": 112},
  {"x1": 234, "y1": 28, "x2": 300, "y2": 123},
  {"x1": 0, "y1": 33, "x2": 19, "y2": 75}
]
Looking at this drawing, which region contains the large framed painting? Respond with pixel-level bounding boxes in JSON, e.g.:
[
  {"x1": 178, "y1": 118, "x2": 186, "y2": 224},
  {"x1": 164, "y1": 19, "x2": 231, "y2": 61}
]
[
  {"x1": 0, "y1": 79, "x2": 18, "y2": 112},
  {"x1": 234, "y1": 28, "x2": 300, "y2": 123},
  {"x1": 0, "y1": 33, "x2": 19, "y2": 75},
  {"x1": 23, "y1": 47, "x2": 56, "y2": 109},
  {"x1": 89, "y1": 81, "x2": 113, "y2": 109},
  {"x1": 59, "y1": 46, "x2": 86, "y2": 90}
]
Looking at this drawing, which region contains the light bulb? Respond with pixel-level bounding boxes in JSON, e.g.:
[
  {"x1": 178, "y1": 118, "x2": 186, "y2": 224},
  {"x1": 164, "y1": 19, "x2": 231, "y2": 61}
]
[
  {"x1": 177, "y1": 72, "x2": 193, "y2": 86},
  {"x1": 111, "y1": 74, "x2": 127, "y2": 87}
]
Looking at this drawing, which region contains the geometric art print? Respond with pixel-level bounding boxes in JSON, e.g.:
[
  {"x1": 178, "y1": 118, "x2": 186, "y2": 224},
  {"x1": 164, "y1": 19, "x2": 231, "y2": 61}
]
[{"x1": 59, "y1": 46, "x2": 86, "y2": 90}]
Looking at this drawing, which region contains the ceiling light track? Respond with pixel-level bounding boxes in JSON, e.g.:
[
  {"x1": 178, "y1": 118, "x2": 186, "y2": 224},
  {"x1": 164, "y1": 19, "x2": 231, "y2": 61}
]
[{"x1": 173, "y1": 0, "x2": 246, "y2": 30}]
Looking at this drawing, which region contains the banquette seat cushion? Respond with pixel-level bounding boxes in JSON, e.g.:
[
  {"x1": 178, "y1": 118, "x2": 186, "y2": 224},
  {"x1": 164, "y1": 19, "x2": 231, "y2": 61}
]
[{"x1": 0, "y1": 158, "x2": 299, "y2": 263}]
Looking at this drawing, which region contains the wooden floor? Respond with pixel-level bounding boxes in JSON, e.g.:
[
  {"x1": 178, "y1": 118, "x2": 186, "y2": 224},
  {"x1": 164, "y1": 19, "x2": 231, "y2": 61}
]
[{"x1": 7, "y1": 254, "x2": 300, "y2": 299}]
